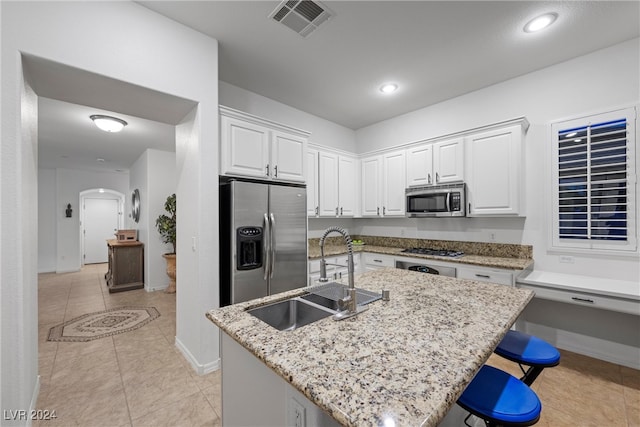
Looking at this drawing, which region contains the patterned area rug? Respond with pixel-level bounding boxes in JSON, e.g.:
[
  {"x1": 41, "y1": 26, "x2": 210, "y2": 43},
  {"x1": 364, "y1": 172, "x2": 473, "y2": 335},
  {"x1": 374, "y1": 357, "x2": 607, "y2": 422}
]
[{"x1": 48, "y1": 307, "x2": 160, "y2": 342}]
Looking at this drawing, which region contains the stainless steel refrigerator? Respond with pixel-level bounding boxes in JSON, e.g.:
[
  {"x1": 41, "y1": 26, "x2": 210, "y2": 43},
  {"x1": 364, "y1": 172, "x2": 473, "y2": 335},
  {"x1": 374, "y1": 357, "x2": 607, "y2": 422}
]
[{"x1": 219, "y1": 177, "x2": 308, "y2": 306}]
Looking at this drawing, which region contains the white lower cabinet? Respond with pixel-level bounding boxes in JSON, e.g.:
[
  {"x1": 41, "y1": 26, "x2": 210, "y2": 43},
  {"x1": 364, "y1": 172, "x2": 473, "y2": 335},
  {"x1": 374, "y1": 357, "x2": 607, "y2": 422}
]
[
  {"x1": 308, "y1": 253, "x2": 361, "y2": 286},
  {"x1": 363, "y1": 253, "x2": 395, "y2": 271},
  {"x1": 457, "y1": 265, "x2": 515, "y2": 286}
]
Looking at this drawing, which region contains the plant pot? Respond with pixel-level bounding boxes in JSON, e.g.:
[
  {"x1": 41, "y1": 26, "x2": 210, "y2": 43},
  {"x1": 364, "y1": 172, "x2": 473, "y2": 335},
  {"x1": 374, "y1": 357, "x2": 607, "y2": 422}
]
[{"x1": 163, "y1": 253, "x2": 176, "y2": 294}]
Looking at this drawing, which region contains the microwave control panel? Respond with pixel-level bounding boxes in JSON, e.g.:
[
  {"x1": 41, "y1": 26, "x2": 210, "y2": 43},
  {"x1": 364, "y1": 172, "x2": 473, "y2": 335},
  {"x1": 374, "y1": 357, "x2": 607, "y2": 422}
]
[{"x1": 451, "y1": 193, "x2": 461, "y2": 211}]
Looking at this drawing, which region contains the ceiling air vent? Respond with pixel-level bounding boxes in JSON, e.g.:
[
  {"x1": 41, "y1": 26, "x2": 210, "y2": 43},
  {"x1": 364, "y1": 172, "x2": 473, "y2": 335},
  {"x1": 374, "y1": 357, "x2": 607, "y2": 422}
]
[{"x1": 269, "y1": 0, "x2": 335, "y2": 38}]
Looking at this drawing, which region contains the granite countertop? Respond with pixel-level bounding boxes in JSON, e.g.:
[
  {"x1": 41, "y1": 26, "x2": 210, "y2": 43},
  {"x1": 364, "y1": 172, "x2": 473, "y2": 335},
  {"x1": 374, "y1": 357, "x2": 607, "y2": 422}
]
[
  {"x1": 309, "y1": 244, "x2": 534, "y2": 271},
  {"x1": 207, "y1": 268, "x2": 534, "y2": 427}
]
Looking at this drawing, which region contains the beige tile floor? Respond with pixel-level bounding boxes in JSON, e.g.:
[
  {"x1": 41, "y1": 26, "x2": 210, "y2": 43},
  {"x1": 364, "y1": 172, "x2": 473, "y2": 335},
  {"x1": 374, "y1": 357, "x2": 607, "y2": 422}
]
[
  {"x1": 36, "y1": 263, "x2": 221, "y2": 427},
  {"x1": 36, "y1": 264, "x2": 639, "y2": 426}
]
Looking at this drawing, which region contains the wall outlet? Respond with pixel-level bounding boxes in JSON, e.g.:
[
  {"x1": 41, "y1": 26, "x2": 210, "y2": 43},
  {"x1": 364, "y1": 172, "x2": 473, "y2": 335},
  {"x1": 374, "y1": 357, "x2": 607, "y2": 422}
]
[
  {"x1": 489, "y1": 232, "x2": 496, "y2": 242},
  {"x1": 559, "y1": 256, "x2": 575, "y2": 264}
]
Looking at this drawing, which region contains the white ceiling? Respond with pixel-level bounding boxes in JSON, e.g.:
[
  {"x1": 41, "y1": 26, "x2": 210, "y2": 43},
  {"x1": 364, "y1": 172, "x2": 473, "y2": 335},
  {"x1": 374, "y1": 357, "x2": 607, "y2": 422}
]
[
  {"x1": 140, "y1": 1, "x2": 640, "y2": 129},
  {"x1": 32, "y1": 1, "x2": 639, "y2": 173}
]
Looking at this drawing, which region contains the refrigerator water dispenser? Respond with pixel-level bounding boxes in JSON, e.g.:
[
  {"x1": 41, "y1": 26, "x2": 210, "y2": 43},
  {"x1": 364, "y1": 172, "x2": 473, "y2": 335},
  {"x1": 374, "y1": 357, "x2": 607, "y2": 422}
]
[{"x1": 236, "y1": 226, "x2": 263, "y2": 270}]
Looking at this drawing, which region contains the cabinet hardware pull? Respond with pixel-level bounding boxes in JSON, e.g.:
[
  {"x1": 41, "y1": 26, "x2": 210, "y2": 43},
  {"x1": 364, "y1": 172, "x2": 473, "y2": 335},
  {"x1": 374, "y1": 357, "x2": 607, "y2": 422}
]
[
  {"x1": 475, "y1": 274, "x2": 491, "y2": 279},
  {"x1": 436, "y1": 172, "x2": 440, "y2": 183},
  {"x1": 428, "y1": 173, "x2": 431, "y2": 184},
  {"x1": 383, "y1": 206, "x2": 386, "y2": 215},
  {"x1": 571, "y1": 297, "x2": 595, "y2": 304},
  {"x1": 468, "y1": 202, "x2": 471, "y2": 213},
  {"x1": 374, "y1": 259, "x2": 382, "y2": 263},
  {"x1": 377, "y1": 207, "x2": 380, "y2": 216},
  {"x1": 265, "y1": 164, "x2": 270, "y2": 176},
  {"x1": 335, "y1": 207, "x2": 338, "y2": 216},
  {"x1": 340, "y1": 207, "x2": 343, "y2": 215},
  {"x1": 274, "y1": 165, "x2": 278, "y2": 177},
  {"x1": 315, "y1": 206, "x2": 318, "y2": 215}
]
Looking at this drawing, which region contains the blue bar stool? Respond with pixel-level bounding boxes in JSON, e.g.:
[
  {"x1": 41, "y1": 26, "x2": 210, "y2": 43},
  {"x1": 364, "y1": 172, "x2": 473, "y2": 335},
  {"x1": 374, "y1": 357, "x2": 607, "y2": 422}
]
[
  {"x1": 495, "y1": 330, "x2": 561, "y2": 386},
  {"x1": 457, "y1": 365, "x2": 541, "y2": 427}
]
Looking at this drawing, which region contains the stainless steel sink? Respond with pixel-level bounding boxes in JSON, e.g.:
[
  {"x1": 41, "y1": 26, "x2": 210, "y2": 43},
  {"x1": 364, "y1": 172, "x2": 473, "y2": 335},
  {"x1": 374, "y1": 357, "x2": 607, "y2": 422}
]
[
  {"x1": 247, "y1": 297, "x2": 335, "y2": 331},
  {"x1": 306, "y1": 282, "x2": 382, "y2": 306},
  {"x1": 300, "y1": 293, "x2": 342, "y2": 311}
]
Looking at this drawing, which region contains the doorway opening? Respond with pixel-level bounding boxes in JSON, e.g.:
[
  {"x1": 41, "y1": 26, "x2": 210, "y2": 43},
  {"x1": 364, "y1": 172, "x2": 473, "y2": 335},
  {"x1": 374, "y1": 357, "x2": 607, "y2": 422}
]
[{"x1": 80, "y1": 189, "x2": 125, "y2": 266}]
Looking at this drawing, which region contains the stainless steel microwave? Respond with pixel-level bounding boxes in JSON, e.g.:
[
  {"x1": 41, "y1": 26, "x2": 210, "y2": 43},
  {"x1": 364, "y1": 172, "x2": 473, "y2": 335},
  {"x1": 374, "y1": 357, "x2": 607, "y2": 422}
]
[{"x1": 405, "y1": 183, "x2": 466, "y2": 217}]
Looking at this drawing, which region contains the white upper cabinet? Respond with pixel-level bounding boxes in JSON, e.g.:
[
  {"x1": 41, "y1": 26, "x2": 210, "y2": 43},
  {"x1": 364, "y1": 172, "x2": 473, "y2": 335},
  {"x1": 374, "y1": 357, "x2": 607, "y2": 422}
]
[
  {"x1": 338, "y1": 155, "x2": 357, "y2": 217},
  {"x1": 220, "y1": 115, "x2": 270, "y2": 178},
  {"x1": 361, "y1": 150, "x2": 406, "y2": 217},
  {"x1": 312, "y1": 148, "x2": 358, "y2": 218},
  {"x1": 361, "y1": 155, "x2": 382, "y2": 217},
  {"x1": 271, "y1": 131, "x2": 306, "y2": 182},
  {"x1": 406, "y1": 143, "x2": 433, "y2": 187},
  {"x1": 465, "y1": 123, "x2": 526, "y2": 216},
  {"x1": 318, "y1": 151, "x2": 339, "y2": 216},
  {"x1": 220, "y1": 106, "x2": 308, "y2": 183},
  {"x1": 382, "y1": 150, "x2": 406, "y2": 216},
  {"x1": 306, "y1": 149, "x2": 319, "y2": 216},
  {"x1": 433, "y1": 138, "x2": 464, "y2": 184}
]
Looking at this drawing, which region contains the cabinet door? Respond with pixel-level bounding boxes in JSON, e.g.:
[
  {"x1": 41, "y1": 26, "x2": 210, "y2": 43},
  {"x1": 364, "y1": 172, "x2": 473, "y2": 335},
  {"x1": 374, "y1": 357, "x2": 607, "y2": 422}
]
[
  {"x1": 271, "y1": 130, "x2": 306, "y2": 182},
  {"x1": 306, "y1": 149, "x2": 319, "y2": 216},
  {"x1": 318, "y1": 151, "x2": 339, "y2": 217},
  {"x1": 466, "y1": 125, "x2": 522, "y2": 216},
  {"x1": 433, "y1": 138, "x2": 464, "y2": 184},
  {"x1": 338, "y1": 155, "x2": 357, "y2": 217},
  {"x1": 221, "y1": 116, "x2": 270, "y2": 178},
  {"x1": 360, "y1": 156, "x2": 382, "y2": 217},
  {"x1": 382, "y1": 150, "x2": 406, "y2": 216},
  {"x1": 406, "y1": 143, "x2": 433, "y2": 187}
]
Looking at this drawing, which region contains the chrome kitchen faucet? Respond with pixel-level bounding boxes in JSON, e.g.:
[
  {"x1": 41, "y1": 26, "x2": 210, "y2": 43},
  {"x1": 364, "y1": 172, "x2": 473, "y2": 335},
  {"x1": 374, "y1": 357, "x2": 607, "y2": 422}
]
[{"x1": 318, "y1": 227, "x2": 368, "y2": 320}]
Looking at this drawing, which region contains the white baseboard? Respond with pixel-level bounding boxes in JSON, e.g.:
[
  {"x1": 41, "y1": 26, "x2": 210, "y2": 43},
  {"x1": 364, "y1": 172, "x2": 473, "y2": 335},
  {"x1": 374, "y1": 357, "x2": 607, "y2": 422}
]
[
  {"x1": 25, "y1": 375, "x2": 41, "y2": 427},
  {"x1": 145, "y1": 284, "x2": 168, "y2": 292},
  {"x1": 521, "y1": 322, "x2": 640, "y2": 370},
  {"x1": 55, "y1": 268, "x2": 80, "y2": 274},
  {"x1": 175, "y1": 337, "x2": 220, "y2": 375}
]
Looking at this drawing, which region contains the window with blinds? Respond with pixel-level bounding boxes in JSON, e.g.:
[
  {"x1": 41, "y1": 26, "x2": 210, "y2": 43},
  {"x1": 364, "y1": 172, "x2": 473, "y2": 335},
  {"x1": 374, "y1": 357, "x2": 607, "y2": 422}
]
[{"x1": 552, "y1": 108, "x2": 637, "y2": 252}]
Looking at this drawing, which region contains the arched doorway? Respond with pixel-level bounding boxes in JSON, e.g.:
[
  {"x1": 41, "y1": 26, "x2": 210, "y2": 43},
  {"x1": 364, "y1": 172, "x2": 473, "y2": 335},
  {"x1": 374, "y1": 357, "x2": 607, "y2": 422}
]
[{"x1": 80, "y1": 188, "x2": 125, "y2": 266}]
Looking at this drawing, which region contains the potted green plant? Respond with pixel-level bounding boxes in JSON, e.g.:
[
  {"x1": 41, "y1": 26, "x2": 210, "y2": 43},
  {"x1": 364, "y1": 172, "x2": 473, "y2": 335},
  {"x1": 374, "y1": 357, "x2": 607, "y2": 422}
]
[{"x1": 156, "y1": 193, "x2": 176, "y2": 293}]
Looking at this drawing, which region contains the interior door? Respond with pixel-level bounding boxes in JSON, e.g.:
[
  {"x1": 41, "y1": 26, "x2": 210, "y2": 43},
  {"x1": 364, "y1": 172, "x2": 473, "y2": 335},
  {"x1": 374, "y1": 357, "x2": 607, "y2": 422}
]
[{"x1": 84, "y1": 198, "x2": 119, "y2": 264}]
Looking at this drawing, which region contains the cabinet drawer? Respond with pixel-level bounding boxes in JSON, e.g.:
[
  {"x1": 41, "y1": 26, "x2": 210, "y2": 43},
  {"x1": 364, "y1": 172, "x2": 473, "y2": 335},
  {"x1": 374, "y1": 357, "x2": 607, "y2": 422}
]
[
  {"x1": 457, "y1": 267, "x2": 513, "y2": 286},
  {"x1": 518, "y1": 284, "x2": 640, "y2": 316},
  {"x1": 364, "y1": 253, "x2": 394, "y2": 267}
]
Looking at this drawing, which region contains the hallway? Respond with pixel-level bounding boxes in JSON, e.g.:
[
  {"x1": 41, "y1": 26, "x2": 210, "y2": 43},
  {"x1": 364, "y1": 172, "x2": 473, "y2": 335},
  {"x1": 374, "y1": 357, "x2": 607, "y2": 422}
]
[{"x1": 36, "y1": 264, "x2": 221, "y2": 426}]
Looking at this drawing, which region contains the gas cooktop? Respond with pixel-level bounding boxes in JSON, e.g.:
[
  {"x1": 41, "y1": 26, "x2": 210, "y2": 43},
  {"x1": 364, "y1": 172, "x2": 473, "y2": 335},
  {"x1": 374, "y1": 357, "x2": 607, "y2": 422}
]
[{"x1": 401, "y1": 248, "x2": 464, "y2": 258}]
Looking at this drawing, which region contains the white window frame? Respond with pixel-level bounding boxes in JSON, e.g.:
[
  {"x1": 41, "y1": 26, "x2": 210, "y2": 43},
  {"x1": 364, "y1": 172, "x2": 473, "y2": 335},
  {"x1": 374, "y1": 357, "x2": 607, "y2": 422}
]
[{"x1": 550, "y1": 107, "x2": 638, "y2": 254}]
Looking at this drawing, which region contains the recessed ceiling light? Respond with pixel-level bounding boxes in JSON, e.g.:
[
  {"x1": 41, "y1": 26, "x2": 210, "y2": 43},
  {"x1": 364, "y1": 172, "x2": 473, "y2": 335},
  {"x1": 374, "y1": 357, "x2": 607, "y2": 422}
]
[
  {"x1": 90, "y1": 114, "x2": 128, "y2": 133},
  {"x1": 524, "y1": 13, "x2": 558, "y2": 33},
  {"x1": 380, "y1": 83, "x2": 398, "y2": 94},
  {"x1": 96, "y1": 158, "x2": 105, "y2": 163}
]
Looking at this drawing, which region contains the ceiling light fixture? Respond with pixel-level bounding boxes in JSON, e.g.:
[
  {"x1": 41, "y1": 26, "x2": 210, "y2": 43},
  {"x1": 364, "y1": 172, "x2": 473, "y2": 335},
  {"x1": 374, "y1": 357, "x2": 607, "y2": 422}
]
[
  {"x1": 90, "y1": 114, "x2": 128, "y2": 133},
  {"x1": 524, "y1": 12, "x2": 558, "y2": 33},
  {"x1": 380, "y1": 83, "x2": 398, "y2": 94}
]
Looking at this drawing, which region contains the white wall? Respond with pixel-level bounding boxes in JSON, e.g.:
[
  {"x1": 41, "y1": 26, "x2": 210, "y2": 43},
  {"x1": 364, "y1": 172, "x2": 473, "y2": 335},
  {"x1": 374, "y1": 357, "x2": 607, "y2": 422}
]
[
  {"x1": 220, "y1": 81, "x2": 357, "y2": 152},
  {"x1": 38, "y1": 169, "x2": 57, "y2": 273},
  {"x1": 355, "y1": 38, "x2": 640, "y2": 283},
  {"x1": 129, "y1": 149, "x2": 177, "y2": 292},
  {"x1": 2, "y1": 2, "x2": 219, "y2": 421}
]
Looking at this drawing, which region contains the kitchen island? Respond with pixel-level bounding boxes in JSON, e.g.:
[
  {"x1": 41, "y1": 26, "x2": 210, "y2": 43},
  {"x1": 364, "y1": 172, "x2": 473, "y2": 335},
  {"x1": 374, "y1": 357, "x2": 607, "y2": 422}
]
[{"x1": 206, "y1": 268, "x2": 535, "y2": 426}]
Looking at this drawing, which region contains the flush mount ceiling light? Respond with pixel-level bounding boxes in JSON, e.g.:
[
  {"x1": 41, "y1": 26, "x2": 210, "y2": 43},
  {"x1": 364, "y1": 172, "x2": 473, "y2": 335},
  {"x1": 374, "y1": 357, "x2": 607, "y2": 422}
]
[
  {"x1": 524, "y1": 12, "x2": 558, "y2": 33},
  {"x1": 380, "y1": 83, "x2": 398, "y2": 94},
  {"x1": 90, "y1": 115, "x2": 128, "y2": 133}
]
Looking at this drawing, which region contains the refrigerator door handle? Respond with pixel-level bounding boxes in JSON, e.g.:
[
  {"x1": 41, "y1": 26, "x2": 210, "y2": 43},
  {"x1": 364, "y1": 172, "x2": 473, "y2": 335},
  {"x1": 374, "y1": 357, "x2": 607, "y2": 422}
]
[
  {"x1": 263, "y1": 213, "x2": 270, "y2": 280},
  {"x1": 269, "y1": 213, "x2": 276, "y2": 279}
]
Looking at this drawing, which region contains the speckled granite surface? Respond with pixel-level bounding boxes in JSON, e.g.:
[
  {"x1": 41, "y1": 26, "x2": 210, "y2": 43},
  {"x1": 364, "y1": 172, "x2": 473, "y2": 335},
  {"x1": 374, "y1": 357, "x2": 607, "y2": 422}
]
[
  {"x1": 309, "y1": 243, "x2": 533, "y2": 270},
  {"x1": 207, "y1": 268, "x2": 535, "y2": 427}
]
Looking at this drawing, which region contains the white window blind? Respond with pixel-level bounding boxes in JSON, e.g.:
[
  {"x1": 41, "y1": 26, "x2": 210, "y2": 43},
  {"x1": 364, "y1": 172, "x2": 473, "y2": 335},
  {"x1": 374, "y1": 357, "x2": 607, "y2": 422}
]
[{"x1": 551, "y1": 108, "x2": 637, "y2": 252}]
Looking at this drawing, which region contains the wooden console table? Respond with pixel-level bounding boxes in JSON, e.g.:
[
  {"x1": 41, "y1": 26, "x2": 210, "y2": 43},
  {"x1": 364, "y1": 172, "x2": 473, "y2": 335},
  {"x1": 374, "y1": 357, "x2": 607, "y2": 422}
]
[{"x1": 105, "y1": 239, "x2": 144, "y2": 293}]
